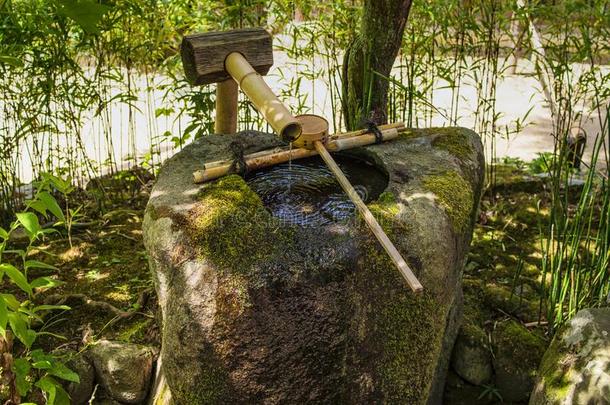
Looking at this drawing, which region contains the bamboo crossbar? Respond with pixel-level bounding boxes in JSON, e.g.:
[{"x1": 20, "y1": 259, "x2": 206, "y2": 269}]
[{"x1": 193, "y1": 127, "x2": 401, "y2": 183}]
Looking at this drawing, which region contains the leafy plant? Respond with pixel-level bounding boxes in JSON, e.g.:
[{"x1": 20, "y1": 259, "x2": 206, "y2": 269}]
[
  {"x1": 478, "y1": 383, "x2": 503, "y2": 402},
  {"x1": 0, "y1": 176, "x2": 78, "y2": 404}
]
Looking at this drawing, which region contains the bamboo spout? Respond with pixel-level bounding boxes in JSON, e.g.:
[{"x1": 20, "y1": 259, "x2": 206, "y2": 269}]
[{"x1": 225, "y1": 52, "x2": 302, "y2": 142}]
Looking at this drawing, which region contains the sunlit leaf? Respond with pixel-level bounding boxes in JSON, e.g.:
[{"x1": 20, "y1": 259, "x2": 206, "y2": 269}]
[
  {"x1": 32, "y1": 304, "x2": 71, "y2": 313},
  {"x1": 16, "y1": 212, "x2": 41, "y2": 238},
  {"x1": 1, "y1": 294, "x2": 21, "y2": 310},
  {"x1": 25, "y1": 260, "x2": 58, "y2": 271},
  {"x1": 0, "y1": 264, "x2": 32, "y2": 295},
  {"x1": 27, "y1": 200, "x2": 49, "y2": 219},
  {"x1": 38, "y1": 191, "x2": 65, "y2": 222},
  {"x1": 31, "y1": 276, "x2": 64, "y2": 289},
  {"x1": 0, "y1": 55, "x2": 23, "y2": 68},
  {"x1": 8, "y1": 312, "x2": 36, "y2": 348},
  {"x1": 0, "y1": 296, "x2": 7, "y2": 338},
  {"x1": 55, "y1": 0, "x2": 111, "y2": 34}
]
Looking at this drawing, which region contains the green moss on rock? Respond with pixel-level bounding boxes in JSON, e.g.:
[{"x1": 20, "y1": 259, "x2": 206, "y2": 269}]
[
  {"x1": 353, "y1": 205, "x2": 445, "y2": 403},
  {"x1": 184, "y1": 175, "x2": 292, "y2": 272},
  {"x1": 493, "y1": 320, "x2": 547, "y2": 402},
  {"x1": 494, "y1": 320, "x2": 546, "y2": 368},
  {"x1": 432, "y1": 131, "x2": 473, "y2": 160},
  {"x1": 422, "y1": 171, "x2": 473, "y2": 232}
]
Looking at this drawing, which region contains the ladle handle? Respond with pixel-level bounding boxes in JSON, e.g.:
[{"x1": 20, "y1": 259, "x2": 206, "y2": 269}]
[{"x1": 313, "y1": 141, "x2": 424, "y2": 294}]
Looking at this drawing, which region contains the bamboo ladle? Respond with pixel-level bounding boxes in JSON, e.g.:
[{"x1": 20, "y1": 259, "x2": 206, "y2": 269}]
[{"x1": 297, "y1": 115, "x2": 423, "y2": 293}]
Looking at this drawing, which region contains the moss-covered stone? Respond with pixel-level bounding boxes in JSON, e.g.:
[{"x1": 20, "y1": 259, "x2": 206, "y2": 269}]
[
  {"x1": 344, "y1": 193, "x2": 448, "y2": 402},
  {"x1": 492, "y1": 320, "x2": 547, "y2": 402},
  {"x1": 432, "y1": 131, "x2": 473, "y2": 161},
  {"x1": 184, "y1": 175, "x2": 293, "y2": 272},
  {"x1": 143, "y1": 128, "x2": 485, "y2": 404},
  {"x1": 422, "y1": 170, "x2": 474, "y2": 232},
  {"x1": 531, "y1": 308, "x2": 610, "y2": 405},
  {"x1": 451, "y1": 322, "x2": 493, "y2": 386},
  {"x1": 354, "y1": 224, "x2": 445, "y2": 402}
]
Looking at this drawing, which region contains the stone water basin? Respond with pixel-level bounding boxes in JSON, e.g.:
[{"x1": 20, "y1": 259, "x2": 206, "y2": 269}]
[{"x1": 143, "y1": 128, "x2": 484, "y2": 404}]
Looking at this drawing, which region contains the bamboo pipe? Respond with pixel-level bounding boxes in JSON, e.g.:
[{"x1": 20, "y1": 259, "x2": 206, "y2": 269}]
[
  {"x1": 192, "y1": 128, "x2": 400, "y2": 183},
  {"x1": 313, "y1": 140, "x2": 424, "y2": 293},
  {"x1": 215, "y1": 79, "x2": 238, "y2": 134},
  {"x1": 225, "y1": 52, "x2": 302, "y2": 142}
]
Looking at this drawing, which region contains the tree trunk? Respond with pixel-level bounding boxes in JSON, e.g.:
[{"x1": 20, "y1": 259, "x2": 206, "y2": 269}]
[{"x1": 342, "y1": 0, "x2": 413, "y2": 130}]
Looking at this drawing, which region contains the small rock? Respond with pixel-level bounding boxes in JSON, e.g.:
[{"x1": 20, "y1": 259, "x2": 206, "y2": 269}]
[
  {"x1": 530, "y1": 307, "x2": 610, "y2": 405},
  {"x1": 63, "y1": 352, "x2": 96, "y2": 405},
  {"x1": 451, "y1": 324, "x2": 493, "y2": 385},
  {"x1": 89, "y1": 340, "x2": 155, "y2": 404},
  {"x1": 492, "y1": 320, "x2": 547, "y2": 402}
]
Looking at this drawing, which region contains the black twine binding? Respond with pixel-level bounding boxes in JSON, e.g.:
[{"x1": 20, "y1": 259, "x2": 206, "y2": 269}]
[
  {"x1": 364, "y1": 119, "x2": 384, "y2": 144},
  {"x1": 228, "y1": 139, "x2": 248, "y2": 177}
]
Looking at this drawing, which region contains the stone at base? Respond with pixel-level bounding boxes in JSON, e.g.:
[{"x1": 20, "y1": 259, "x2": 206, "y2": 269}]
[
  {"x1": 63, "y1": 352, "x2": 96, "y2": 405},
  {"x1": 89, "y1": 340, "x2": 155, "y2": 404},
  {"x1": 530, "y1": 308, "x2": 610, "y2": 405},
  {"x1": 492, "y1": 320, "x2": 547, "y2": 403},
  {"x1": 451, "y1": 325, "x2": 493, "y2": 386}
]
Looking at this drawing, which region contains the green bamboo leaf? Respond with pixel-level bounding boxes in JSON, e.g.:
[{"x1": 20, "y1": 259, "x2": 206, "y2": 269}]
[
  {"x1": 13, "y1": 357, "x2": 32, "y2": 396},
  {"x1": 55, "y1": 0, "x2": 111, "y2": 35},
  {"x1": 0, "y1": 55, "x2": 23, "y2": 68},
  {"x1": 0, "y1": 227, "x2": 8, "y2": 240},
  {"x1": 32, "y1": 304, "x2": 71, "y2": 312},
  {"x1": 16, "y1": 212, "x2": 41, "y2": 238},
  {"x1": 49, "y1": 362, "x2": 80, "y2": 383},
  {"x1": 36, "y1": 375, "x2": 70, "y2": 405},
  {"x1": 32, "y1": 360, "x2": 53, "y2": 369},
  {"x1": 31, "y1": 276, "x2": 64, "y2": 289},
  {"x1": 8, "y1": 312, "x2": 36, "y2": 348},
  {"x1": 27, "y1": 200, "x2": 49, "y2": 219},
  {"x1": 0, "y1": 264, "x2": 32, "y2": 295},
  {"x1": 0, "y1": 296, "x2": 7, "y2": 338},
  {"x1": 38, "y1": 191, "x2": 65, "y2": 222},
  {"x1": 25, "y1": 260, "x2": 58, "y2": 271},
  {"x1": 1, "y1": 294, "x2": 21, "y2": 310}
]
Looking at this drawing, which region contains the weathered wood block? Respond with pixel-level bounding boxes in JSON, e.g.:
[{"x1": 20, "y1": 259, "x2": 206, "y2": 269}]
[{"x1": 181, "y1": 28, "x2": 273, "y2": 85}]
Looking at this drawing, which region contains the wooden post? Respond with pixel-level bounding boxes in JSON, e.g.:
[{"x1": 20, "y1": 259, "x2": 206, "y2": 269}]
[
  {"x1": 215, "y1": 79, "x2": 238, "y2": 134},
  {"x1": 314, "y1": 140, "x2": 424, "y2": 293}
]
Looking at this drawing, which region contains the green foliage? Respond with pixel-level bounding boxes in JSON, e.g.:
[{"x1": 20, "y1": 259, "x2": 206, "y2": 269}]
[
  {"x1": 54, "y1": 0, "x2": 111, "y2": 34},
  {"x1": 0, "y1": 175, "x2": 77, "y2": 404}
]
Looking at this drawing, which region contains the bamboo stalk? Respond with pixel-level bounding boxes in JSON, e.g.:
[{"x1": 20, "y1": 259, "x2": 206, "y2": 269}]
[
  {"x1": 313, "y1": 140, "x2": 423, "y2": 293},
  {"x1": 192, "y1": 128, "x2": 400, "y2": 183},
  {"x1": 225, "y1": 52, "x2": 302, "y2": 142}
]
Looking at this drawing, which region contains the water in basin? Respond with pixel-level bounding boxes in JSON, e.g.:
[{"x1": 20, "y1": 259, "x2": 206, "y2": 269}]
[{"x1": 246, "y1": 155, "x2": 388, "y2": 227}]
